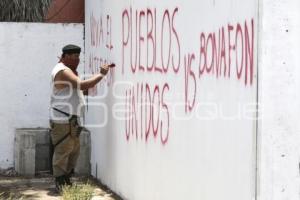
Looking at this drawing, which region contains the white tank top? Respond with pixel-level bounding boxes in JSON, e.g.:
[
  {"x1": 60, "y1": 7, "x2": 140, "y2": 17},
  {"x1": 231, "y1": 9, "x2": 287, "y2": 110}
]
[{"x1": 50, "y1": 63, "x2": 85, "y2": 123}]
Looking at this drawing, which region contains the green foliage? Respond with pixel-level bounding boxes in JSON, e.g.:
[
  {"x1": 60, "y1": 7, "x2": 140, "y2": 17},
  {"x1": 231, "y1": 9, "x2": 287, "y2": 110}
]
[{"x1": 62, "y1": 183, "x2": 94, "y2": 200}]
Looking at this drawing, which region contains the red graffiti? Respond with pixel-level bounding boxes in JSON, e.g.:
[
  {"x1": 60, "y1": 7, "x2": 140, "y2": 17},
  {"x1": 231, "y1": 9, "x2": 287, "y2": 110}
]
[
  {"x1": 184, "y1": 53, "x2": 197, "y2": 113},
  {"x1": 198, "y1": 19, "x2": 254, "y2": 85},
  {"x1": 122, "y1": 7, "x2": 181, "y2": 75},
  {"x1": 125, "y1": 82, "x2": 170, "y2": 145},
  {"x1": 88, "y1": 13, "x2": 115, "y2": 96},
  {"x1": 88, "y1": 6, "x2": 256, "y2": 145},
  {"x1": 185, "y1": 18, "x2": 255, "y2": 112},
  {"x1": 121, "y1": 7, "x2": 255, "y2": 141},
  {"x1": 90, "y1": 12, "x2": 113, "y2": 49}
]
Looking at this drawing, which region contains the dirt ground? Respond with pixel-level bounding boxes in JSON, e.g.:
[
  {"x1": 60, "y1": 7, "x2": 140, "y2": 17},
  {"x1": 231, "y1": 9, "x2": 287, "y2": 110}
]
[{"x1": 0, "y1": 170, "x2": 122, "y2": 200}]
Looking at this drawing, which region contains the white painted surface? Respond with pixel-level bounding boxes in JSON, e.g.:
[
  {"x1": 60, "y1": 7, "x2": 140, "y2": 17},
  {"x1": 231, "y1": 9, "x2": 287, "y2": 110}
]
[
  {"x1": 258, "y1": 0, "x2": 300, "y2": 200},
  {"x1": 0, "y1": 23, "x2": 83, "y2": 168},
  {"x1": 85, "y1": 0, "x2": 258, "y2": 199}
]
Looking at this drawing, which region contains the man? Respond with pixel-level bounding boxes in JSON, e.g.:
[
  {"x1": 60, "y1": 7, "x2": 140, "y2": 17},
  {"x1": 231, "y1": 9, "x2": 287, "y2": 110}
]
[{"x1": 49, "y1": 44, "x2": 113, "y2": 192}]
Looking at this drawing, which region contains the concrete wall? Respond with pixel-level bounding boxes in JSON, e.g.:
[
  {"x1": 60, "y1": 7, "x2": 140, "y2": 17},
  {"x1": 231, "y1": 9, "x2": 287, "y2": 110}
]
[
  {"x1": 258, "y1": 0, "x2": 300, "y2": 200},
  {"x1": 85, "y1": 0, "x2": 258, "y2": 199},
  {"x1": 0, "y1": 23, "x2": 84, "y2": 169}
]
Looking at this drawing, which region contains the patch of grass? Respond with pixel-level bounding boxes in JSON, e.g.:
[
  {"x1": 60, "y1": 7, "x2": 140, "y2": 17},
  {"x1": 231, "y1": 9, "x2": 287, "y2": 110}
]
[
  {"x1": 0, "y1": 192, "x2": 24, "y2": 200},
  {"x1": 62, "y1": 182, "x2": 94, "y2": 200}
]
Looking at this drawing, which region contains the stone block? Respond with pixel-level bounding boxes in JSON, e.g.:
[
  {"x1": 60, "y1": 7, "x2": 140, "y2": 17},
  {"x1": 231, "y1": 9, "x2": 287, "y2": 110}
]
[
  {"x1": 14, "y1": 129, "x2": 36, "y2": 176},
  {"x1": 15, "y1": 127, "x2": 91, "y2": 176}
]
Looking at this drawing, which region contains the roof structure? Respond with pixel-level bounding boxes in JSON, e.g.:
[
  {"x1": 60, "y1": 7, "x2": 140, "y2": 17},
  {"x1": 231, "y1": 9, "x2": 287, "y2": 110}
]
[{"x1": 0, "y1": 0, "x2": 52, "y2": 22}]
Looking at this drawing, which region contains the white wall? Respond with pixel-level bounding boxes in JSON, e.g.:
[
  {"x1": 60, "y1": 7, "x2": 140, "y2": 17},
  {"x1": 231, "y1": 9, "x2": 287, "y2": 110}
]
[
  {"x1": 258, "y1": 0, "x2": 300, "y2": 200},
  {"x1": 0, "y1": 23, "x2": 83, "y2": 169},
  {"x1": 85, "y1": 0, "x2": 258, "y2": 199}
]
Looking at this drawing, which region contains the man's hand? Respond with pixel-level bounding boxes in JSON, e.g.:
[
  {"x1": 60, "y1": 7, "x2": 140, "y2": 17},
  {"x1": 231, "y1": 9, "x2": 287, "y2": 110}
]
[
  {"x1": 83, "y1": 90, "x2": 88, "y2": 96},
  {"x1": 100, "y1": 63, "x2": 115, "y2": 75},
  {"x1": 109, "y1": 63, "x2": 116, "y2": 67},
  {"x1": 57, "y1": 64, "x2": 116, "y2": 91}
]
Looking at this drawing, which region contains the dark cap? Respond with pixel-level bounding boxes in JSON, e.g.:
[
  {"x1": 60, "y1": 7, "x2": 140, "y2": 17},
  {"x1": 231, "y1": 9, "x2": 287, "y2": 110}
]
[{"x1": 62, "y1": 44, "x2": 81, "y2": 54}]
